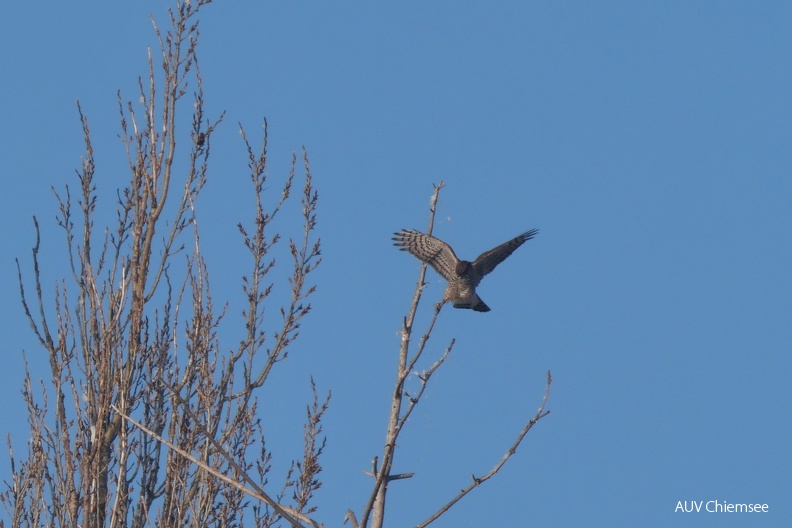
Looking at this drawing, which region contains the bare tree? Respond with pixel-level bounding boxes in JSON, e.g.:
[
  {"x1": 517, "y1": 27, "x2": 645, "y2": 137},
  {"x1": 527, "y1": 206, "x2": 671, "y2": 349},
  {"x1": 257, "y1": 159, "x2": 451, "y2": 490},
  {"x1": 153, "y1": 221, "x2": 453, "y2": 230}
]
[
  {"x1": 2, "y1": 3, "x2": 550, "y2": 528},
  {"x1": 3, "y1": 2, "x2": 323, "y2": 527}
]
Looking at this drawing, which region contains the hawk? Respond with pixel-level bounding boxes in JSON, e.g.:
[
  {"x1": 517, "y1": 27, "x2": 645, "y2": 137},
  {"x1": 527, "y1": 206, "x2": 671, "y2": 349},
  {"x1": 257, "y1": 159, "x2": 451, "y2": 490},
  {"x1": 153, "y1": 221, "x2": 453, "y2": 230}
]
[{"x1": 393, "y1": 228, "x2": 538, "y2": 312}]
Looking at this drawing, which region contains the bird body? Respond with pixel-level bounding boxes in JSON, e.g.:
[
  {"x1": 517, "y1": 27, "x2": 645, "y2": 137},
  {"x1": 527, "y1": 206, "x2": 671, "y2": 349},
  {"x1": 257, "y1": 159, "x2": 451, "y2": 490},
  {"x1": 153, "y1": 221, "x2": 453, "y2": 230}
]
[{"x1": 393, "y1": 228, "x2": 538, "y2": 312}]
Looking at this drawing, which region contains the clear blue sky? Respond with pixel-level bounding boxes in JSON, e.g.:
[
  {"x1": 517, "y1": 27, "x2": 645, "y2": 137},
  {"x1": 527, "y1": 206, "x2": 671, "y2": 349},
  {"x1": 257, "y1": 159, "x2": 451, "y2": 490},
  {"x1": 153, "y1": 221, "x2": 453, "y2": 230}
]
[{"x1": 1, "y1": 2, "x2": 790, "y2": 527}]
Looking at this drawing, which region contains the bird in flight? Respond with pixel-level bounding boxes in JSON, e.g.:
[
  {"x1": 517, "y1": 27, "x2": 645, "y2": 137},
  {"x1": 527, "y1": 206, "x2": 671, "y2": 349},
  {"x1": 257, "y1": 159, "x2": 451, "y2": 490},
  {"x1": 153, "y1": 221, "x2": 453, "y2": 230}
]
[{"x1": 393, "y1": 228, "x2": 538, "y2": 312}]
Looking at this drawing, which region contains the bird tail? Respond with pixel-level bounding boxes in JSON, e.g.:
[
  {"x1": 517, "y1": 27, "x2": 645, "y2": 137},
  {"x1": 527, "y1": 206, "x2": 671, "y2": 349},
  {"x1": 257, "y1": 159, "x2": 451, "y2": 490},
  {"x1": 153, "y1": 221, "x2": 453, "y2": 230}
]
[
  {"x1": 472, "y1": 299, "x2": 491, "y2": 312},
  {"x1": 451, "y1": 294, "x2": 491, "y2": 312}
]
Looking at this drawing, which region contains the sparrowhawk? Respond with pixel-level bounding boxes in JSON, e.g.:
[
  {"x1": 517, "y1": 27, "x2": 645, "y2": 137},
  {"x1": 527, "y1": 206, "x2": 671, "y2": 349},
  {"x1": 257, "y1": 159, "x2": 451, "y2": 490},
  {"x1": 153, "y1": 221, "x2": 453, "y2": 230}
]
[{"x1": 393, "y1": 228, "x2": 538, "y2": 312}]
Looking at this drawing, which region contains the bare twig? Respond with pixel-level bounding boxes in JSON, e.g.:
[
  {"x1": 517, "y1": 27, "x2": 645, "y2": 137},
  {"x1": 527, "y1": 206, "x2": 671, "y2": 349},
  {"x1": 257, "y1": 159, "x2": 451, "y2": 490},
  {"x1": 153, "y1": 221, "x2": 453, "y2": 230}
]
[
  {"x1": 398, "y1": 337, "x2": 454, "y2": 433},
  {"x1": 416, "y1": 371, "x2": 553, "y2": 528}
]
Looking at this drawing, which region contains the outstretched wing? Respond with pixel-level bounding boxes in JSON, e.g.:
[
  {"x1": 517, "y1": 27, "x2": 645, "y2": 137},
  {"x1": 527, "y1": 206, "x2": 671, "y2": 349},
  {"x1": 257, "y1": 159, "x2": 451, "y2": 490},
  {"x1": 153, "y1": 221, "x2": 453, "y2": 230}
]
[
  {"x1": 471, "y1": 229, "x2": 538, "y2": 277},
  {"x1": 393, "y1": 229, "x2": 459, "y2": 281}
]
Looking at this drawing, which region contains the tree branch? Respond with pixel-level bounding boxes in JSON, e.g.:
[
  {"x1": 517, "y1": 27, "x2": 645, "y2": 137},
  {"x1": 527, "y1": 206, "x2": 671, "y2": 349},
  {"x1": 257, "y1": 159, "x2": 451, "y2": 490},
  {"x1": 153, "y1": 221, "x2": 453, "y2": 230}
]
[
  {"x1": 112, "y1": 402, "x2": 323, "y2": 528},
  {"x1": 417, "y1": 370, "x2": 553, "y2": 528}
]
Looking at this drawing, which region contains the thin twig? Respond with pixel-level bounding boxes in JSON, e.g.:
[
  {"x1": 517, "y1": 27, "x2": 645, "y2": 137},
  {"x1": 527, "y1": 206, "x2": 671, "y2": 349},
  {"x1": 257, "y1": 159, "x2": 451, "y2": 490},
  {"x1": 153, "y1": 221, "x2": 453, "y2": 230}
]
[
  {"x1": 416, "y1": 370, "x2": 553, "y2": 528},
  {"x1": 398, "y1": 337, "x2": 454, "y2": 433}
]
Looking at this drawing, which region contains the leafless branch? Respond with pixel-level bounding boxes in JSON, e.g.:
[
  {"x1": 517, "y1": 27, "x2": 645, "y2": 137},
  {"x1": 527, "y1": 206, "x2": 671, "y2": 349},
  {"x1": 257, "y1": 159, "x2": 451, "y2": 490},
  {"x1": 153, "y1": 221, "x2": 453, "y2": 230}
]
[
  {"x1": 362, "y1": 182, "x2": 449, "y2": 528},
  {"x1": 417, "y1": 370, "x2": 553, "y2": 527},
  {"x1": 111, "y1": 402, "x2": 323, "y2": 528}
]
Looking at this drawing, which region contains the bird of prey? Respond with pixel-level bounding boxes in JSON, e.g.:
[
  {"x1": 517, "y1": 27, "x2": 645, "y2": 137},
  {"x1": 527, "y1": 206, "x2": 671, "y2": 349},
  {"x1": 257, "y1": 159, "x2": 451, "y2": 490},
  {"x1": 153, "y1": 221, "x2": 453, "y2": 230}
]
[{"x1": 393, "y1": 228, "x2": 538, "y2": 312}]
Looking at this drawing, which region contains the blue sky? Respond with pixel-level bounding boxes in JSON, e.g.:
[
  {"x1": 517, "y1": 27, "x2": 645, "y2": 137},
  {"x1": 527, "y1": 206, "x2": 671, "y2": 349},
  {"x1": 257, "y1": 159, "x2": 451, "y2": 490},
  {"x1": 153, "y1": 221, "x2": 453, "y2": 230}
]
[{"x1": 1, "y1": 2, "x2": 791, "y2": 527}]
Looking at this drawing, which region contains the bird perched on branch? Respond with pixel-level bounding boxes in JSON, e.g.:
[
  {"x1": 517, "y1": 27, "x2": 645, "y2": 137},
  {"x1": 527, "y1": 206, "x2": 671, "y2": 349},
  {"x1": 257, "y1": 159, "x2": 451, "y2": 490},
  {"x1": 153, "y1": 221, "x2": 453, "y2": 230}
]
[{"x1": 393, "y1": 228, "x2": 538, "y2": 312}]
